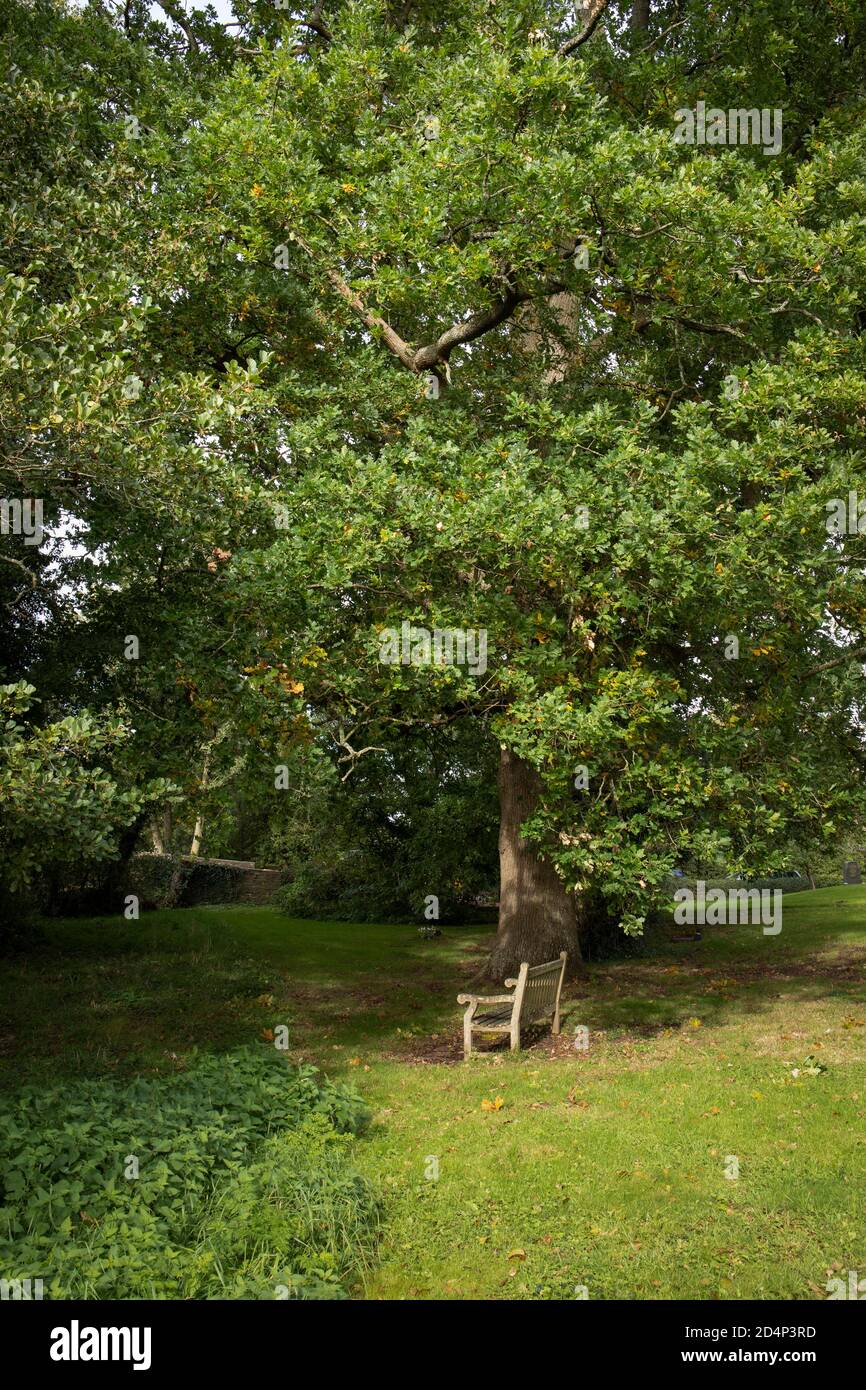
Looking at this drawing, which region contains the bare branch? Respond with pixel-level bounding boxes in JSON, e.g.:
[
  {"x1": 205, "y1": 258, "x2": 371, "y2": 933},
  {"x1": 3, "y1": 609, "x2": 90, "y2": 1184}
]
[
  {"x1": 289, "y1": 231, "x2": 533, "y2": 376},
  {"x1": 644, "y1": 17, "x2": 687, "y2": 54},
  {"x1": 672, "y1": 315, "x2": 755, "y2": 347},
  {"x1": 806, "y1": 645, "x2": 866, "y2": 678},
  {"x1": 0, "y1": 551, "x2": 38, "y2": 611},
  {"x1": 0, "y1": 552, "x2": 37, "y2": 587},
  {"x1": 297, "y1": 9, "x2": 333, "y2": 44},
  {"x1": 558, "y1": 0, "x2": 610, "y2": 58},
  {"x1": 412, "y1": 287, "x2": 534, "y2": 371},
  {"x1": 288, "y1": 231, "x2": 416, "y2": 367},
  {"x1": 335, "y1": 725, "x2": 387, "y2": 778},
  {"x1": 155, "y1": 1, "x2": 199, "y2": 54}
]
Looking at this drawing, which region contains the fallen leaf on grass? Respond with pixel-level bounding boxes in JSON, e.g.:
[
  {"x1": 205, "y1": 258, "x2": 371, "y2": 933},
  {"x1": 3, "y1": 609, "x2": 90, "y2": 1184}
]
[{"x1": 481, "y1": 1096, "x2": 505, "y2": 1111}]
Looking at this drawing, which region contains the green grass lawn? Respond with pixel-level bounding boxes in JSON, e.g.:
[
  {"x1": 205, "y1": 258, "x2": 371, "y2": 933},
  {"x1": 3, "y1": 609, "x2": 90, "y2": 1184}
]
[{"x1": 2, "y1": 887, "x2": 866, "y2": 1299}]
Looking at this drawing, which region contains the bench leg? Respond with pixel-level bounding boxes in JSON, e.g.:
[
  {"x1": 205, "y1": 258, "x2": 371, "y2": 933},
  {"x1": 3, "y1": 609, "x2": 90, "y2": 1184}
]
[
  {"x1": 552, "y1": 953, "x2": 567, "y2": 1035},
  {"x1": 463, "y1": 1010, "x2": 474, "y2": 1059},
  {"x1": 510, "y1": 1023, "x2": 520, "y2": 1051}
]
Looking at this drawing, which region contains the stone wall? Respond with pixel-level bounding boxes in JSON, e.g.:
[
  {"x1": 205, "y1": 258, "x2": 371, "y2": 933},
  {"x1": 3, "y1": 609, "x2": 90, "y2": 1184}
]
[
  {"x1": 231, "y1": 867, "x2": 283, "y2": 905},
  {"x1": 129, "y1": 854, "x2": 284, "y2": 908}
]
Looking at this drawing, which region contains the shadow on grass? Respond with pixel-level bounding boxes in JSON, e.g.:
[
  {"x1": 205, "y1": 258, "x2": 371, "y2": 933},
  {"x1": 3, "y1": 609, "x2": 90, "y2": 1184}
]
[{"x1": 1, "y1": 888, "x2": 865, "y2": 1083}]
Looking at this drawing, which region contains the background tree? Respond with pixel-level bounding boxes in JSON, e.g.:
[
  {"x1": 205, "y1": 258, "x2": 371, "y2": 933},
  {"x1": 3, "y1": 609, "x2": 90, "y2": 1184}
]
[
  {"x1": 0, "y1": 0, "x2": 276, "y2": 908},
  {"x1": 0, "y1": 681, "x2": 174, "y2": 936}
]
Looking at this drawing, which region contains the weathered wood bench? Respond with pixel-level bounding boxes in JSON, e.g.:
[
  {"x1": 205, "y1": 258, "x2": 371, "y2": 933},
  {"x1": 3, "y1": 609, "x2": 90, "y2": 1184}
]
[{"x1": 457, "y1": 952, "x2": 567, "y2": 1058}]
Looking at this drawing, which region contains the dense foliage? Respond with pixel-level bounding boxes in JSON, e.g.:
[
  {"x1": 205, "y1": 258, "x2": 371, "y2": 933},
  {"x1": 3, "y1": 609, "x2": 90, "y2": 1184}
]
[
  {"x1": 1, "y1": 0, "x2": 865, "y2": 947},
  {"x1": 0, "y1": 1049, "x2": 375, "y2": 1298},
  {"x1": 0, "y1": 681, "x2": 175, "y2": 936}
]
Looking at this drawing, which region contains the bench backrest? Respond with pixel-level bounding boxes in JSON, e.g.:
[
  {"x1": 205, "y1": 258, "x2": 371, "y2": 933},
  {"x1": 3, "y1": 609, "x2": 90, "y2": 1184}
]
[{"x1": 514, "y1": 952, "x2": 567, "y2": 1022}]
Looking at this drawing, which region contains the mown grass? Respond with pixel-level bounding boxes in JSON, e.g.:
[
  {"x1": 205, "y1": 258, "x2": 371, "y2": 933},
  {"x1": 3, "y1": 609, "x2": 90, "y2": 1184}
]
[{"x1": 2, "y1": 886, "x2": 865, "y2": 1299}]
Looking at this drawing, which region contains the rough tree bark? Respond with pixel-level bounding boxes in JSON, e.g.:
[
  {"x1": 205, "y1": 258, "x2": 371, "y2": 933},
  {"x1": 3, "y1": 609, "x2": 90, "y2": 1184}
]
[
  {"x1": 630, "y1": 0, "x2": 650, "y2": 32},
  {"x1": 188, "y1": 749, "x2": 210, "y2": 857},
  {"x1": 486, "y1": 748, "x2": 583, "y2": 979}
]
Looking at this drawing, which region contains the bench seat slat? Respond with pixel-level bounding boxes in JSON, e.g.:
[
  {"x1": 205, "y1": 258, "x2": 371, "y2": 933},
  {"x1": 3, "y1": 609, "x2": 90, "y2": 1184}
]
[{"x1": 474, "y1": 1007, "x2": 515, "y2": 1026}]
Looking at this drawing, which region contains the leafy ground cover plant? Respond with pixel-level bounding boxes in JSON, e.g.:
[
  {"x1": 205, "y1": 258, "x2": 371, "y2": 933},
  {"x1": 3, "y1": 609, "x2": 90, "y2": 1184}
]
[{"x1": 0, "y1": 1049, "x2": 376, "y2": 1299}]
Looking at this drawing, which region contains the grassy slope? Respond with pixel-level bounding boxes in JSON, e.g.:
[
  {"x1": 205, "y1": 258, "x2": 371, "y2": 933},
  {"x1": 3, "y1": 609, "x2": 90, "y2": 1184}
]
[{"x1": 2, "y1": 887, "x2": 865, "y2": 1299}]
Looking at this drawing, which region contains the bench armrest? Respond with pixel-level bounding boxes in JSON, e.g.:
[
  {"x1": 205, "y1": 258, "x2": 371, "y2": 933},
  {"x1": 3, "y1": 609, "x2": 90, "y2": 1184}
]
[{"x1": 457, "y1": 992, "x2": 515, "y2": 1006}]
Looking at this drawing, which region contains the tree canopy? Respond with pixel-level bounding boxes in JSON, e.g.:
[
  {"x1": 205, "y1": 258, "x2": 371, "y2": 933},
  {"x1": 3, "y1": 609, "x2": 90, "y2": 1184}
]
[{"x1": 2, "y1": 0, "x2": 865, "y2": 967}]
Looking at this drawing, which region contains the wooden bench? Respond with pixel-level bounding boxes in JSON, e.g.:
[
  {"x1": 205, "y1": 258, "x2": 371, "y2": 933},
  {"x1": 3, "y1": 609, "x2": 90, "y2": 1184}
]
[{"x1": 457, "y1": 952, "x2": 567, "y2": 1058}]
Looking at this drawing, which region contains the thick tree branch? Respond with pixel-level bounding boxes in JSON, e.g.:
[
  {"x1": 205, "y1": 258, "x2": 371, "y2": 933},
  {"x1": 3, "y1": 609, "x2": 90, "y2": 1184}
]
[
  {"x1": 412, "y1": 288, "x2": 534, "y2": 371},
  {"x1": 289, "y1": 231, "x2": 533, "y2": 376},
  {"x1": 806, "y1": 645, "x2": 866, "y2": 678},
  {"x1": 672, "y1": 315, "x2": 755, "y2": 347},
  {"x1": 558, "y1": 0, "x2": 610, "y2": 57},
  {"x1": 0, "y1": 552, "x2": 38, "y2": 587},
  {"x1": 155, "y1": 1, "x2": 199, "y2": 54},
  {"x1": 288, "y1": 231, "x2": 416, "y2": 366},
  {"x1": 297, "y1": 9, "x2": 333, "y2": 44}
]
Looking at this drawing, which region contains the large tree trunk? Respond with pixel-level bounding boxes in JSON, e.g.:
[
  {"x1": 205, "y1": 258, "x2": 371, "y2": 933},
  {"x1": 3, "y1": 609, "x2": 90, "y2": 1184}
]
[
  {"x1": 630, "y1": 0, "x2": 650, "y2": 32},
  {"x1": 486, "y1": 748, "x2": 583, "y2": 980}
]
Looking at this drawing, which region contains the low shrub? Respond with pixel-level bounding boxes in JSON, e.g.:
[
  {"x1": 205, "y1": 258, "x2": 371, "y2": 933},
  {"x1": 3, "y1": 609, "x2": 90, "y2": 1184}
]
[
  {"x1": 0, "y1": 1049, "x2": 376, "y2": 1299},
  {"x1": 123, "y1": 852, "x2": 182, "y2": 909}
]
